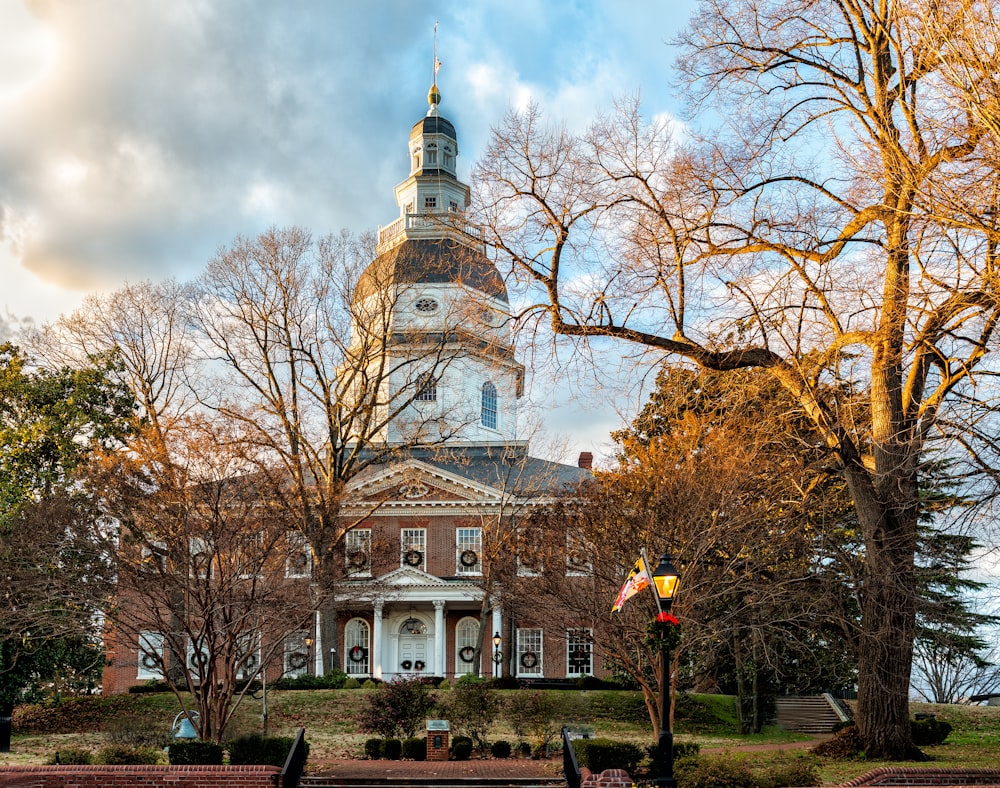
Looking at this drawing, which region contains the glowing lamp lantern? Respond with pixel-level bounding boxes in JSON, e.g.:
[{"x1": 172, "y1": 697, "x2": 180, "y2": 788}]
[{"x1": 652, "y1": 552, "x2": 680, "y2": 613}]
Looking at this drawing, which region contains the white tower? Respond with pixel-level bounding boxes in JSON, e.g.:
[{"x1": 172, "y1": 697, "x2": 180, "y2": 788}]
[{"x1": 350, "y1": 80, "x2": 524, "y2": 445}]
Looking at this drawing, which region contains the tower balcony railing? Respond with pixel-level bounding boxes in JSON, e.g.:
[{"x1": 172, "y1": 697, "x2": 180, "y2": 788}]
[{"x1": 377, "y1": 212, "x2": 486, "y2": 255}]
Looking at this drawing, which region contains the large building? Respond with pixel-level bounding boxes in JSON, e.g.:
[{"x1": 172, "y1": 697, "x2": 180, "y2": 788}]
[{"x1": 102, "y1": 77, "x2": 595, "y2": 694}]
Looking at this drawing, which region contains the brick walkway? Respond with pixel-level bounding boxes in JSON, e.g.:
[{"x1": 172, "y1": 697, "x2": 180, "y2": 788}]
[{"x1": 306, "y1": 757, "x2": 563, "y2": 781}]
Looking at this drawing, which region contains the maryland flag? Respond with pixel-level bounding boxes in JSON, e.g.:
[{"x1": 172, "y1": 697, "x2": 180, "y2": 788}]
[{"x1": 611, "y1": 555, "x2": 651, "y2": 614}]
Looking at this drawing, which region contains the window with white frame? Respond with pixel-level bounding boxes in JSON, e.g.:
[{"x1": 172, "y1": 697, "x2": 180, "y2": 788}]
[
  {"x1": 137, "y1": 631, "x2": 164, "y2": 679},
  {"x1": 285, "y1": 531, "x2": 312, "y2": 579},
  {"x1": 346, "y1": 528, "x2": 372, "y2": 576},
  {"x1": 401, "y1": 528, "x2": 426, "y2": 568},
  {"x1": 481, "y1": 381, "x2": 498, "y2": 429},
  {"x1": 565, "y1": 533, "x2": 593, "y2": 575},
  {"x1": 425, "y1": 143, "x2": 438, "y2": 165},
  {"x1": 443, "y1": 146, "x2": 455, "y2": 169},
  {"x1": 140, "y1": 540, "x2": 167, "y2": 573},
  {"x1": 424, "y1": 195, "x2": 437, "y2": 210},
  {"x1": 189, "y1": 536, "x2": 211, "y2": 579},
  {"x1": 344, "y1": 618, "x2": 371, "y2": 676},
  {"x1": 516, "y1": 529, "x2": 542, "y2": 576},
  {"x1": 187, "y1": 637, "x2": 211, "y2": 678},
  {"x1": 235, "y1": 532, "x2": 262, "y2": 579},
  {"x1": 566, "y1": 629, "x2": 593, "y2": 677},
  {"x1": 455, "y1": 618, "x2": 480, "y2": 676},
  {"x1": 516, "y1": 628, "x2": 543, "y2": 676},
  {"x1": 284, "y1": 631, "x2": 310, "y2": 677},
  {"x1": 236, "y1": 631, "x2": 261, "y2": 680},
  {"x1": 456, "y1": 527, "x2": 482, "y2": 575},
  {"x1": 415, "y1": 372, "x2": 437, "y2": 401}
]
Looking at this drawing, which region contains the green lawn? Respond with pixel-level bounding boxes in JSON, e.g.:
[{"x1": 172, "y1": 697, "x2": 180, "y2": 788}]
[{"x1": 4, "y1": 690, "x2": 999, "y2": 786}]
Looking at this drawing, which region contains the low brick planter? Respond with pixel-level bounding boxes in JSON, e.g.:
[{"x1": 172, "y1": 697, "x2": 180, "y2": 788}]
[{"x1": 0, "y1": 764, "x2": 281, "y2": 788}]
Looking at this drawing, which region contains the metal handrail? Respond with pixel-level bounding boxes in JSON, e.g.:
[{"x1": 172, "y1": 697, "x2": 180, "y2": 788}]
[
  {"x1": 280, "y1": 728, "x2": 307, "y2": 788},
  {"x1": 563, "y1": 726, "x2": 582, "y2": 788}
]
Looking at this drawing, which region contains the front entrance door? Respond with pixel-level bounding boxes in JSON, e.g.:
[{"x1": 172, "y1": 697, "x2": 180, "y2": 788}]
[{"x1": 398, "y1": 633, "x2": 429, "y2": 675}]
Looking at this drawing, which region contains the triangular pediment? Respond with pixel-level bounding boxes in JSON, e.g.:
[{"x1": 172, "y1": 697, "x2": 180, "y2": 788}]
[
  {"x1": 347, "y1": 458, "x2": 505, "y2": 507},
  {"x1": 379, "y1": 565, "x2": 448, "y2": 586}
]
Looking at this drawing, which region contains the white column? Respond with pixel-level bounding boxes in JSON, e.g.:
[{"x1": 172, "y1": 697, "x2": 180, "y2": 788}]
[
  {"x1": 433, "y1": 600, "x2": 445, "y2": 677},
  {"x1": 373, "y1": 600, "x2": 384, "y2": 680},
  {"x1": 491, "y1": 604, "x2": 503, "y2": 676},
  {"x1": 313, "y1": 610, "x2": 323, "y2": 676}
]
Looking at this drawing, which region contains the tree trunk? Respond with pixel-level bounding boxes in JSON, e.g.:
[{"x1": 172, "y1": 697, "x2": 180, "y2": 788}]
[
  {"x1": 845, "y1": 465, "x2": 921, "y2": 760},
  {"x1": 316, "y1": 554, "x2": 340, "y2": 677}
]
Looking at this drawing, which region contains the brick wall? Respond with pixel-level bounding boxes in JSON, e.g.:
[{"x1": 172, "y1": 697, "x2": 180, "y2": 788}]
[
  {"x1": 841, "y1": 768, "x2": 1000, "y2": 787},
  {"x1": 0, "y1": 764, "x2": 281, "y2": 787}
]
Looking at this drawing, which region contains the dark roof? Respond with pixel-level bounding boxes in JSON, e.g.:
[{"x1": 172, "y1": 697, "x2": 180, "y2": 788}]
[
  {"x1": 411, "y1": 114, "x2": 457, "y2": 141},
  {"x1": 355, "y1": 239, "x2": 508, "y2": 303},
  {"x1": 385, "y1": 444, "x2": 591, "y2": 496}
]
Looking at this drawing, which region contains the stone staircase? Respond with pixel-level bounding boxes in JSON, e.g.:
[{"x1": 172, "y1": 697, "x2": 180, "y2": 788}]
[
  {"x1": 301, "y1": 778, "x2": 564, "y2": 788},
  {"x1": 774, "y1": 694, "x2": 850, "y2": 734}
]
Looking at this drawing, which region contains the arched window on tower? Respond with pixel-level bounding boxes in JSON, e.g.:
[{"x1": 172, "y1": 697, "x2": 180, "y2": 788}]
[
  {"x1": 481, "y1": 381, "x2": 497, "y2": 430},
  {"x1": 426, "y1": 143, "x2": 438, "y2": 166}
]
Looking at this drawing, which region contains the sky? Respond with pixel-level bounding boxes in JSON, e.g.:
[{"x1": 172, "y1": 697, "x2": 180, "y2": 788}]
[{"x1": 0, "y1": 0, "x2": 698, "y2": 464}]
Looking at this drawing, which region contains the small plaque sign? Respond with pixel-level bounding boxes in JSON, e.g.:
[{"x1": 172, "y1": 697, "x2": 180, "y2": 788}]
[{"x1": 426, "y1": 719, "x2": 450, "y2": 731}]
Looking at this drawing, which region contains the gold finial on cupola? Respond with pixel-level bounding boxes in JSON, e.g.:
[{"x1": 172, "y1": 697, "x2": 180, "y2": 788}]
[{"x1": 428, "y1": 21, "x2": 442, "y2": 113}]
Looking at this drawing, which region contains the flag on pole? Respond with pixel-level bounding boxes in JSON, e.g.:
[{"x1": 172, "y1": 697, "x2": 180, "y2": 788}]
[{"x1": 611, "y1": 555, "x2": 651, "y2": 614}]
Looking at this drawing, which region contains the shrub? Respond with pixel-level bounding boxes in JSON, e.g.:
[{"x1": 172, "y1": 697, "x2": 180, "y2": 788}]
[
  {"x1": 575, "y1": 675, "x2": 608, "y2": 690},
  {"x1": 674, "y1": 753, "x2": 756, "y2": 788},
  {"x1": 812, "y1": 724, "x2": 864, "y2": 759},
  {"x1": 456, "y1": 673, "x2": 485, "y2": 686},
  {"x1": 582, "y1": 738, "x2": 643, "y2": 774},
  {"x1": 168, "y1": 740, "x2": 224, "y2": 765},
  {"x1": 364, "y1": 738, "x2": 383, "y2": 759},
  {"x1": 228, "y1": 733, "x2": 302, "y2": 766},
  {"x1": 50, "y1": 747, "x2": 92, "y2": 765},
  {"x1": 505, "y1": 691, "x2": 560, "y2": 754},
  {"x1": 516, "y1": 741, "x2": 531, "y2": 757},
  {"x1": 362, "y1": 679, "x2": 379, "y2": 688},
  {"x1": 402, "y1": 737, "x2": 426, "y2": 760},
  {"x1": 755, "y1": 755, "x2": 821, "y2": 788},
  {"x1": 271, "y1": 669, "x2": 347, "y2": 690},
  {"x1": 127, "y1": 680, "x2": 171, "y2": 694},
  {"x1": 675, "y1": 741, "x2": 701, "y2": 759},
  {"x1": 912, "y1": 717, "x2": 952, "y2": 746},
  {"x1": 357, "y1": 677, "x2": 437, "y2": 739},
  {"x1": 94, "y1": 744, "x2": 163, "y2": 765},
  {"x1": 104, "y1": 716, "x2": 167, "y2": 749},
  {"x1": 383, "y1": 738, "x2": 402, "y2": 759},
  {"x1": 344, "y1": 677, "x2": 362, "y2": 689},
  {"x1": 442, "y1": 678, "x2": 501, "y2": 750},
  {"x1": 491, "y1": 740, "x2": 512, "y2": 758},
  {"x1": 451, "y1": 735, "x2": 473, "y2": 760},
  {"x1": 490, "y1": 675, "x2": 520, "y2": 690}
]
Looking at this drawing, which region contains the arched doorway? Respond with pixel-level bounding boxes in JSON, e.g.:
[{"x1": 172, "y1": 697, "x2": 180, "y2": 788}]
[{"x1": 395, "y1": 614, "x2": 431, "y2": 676}]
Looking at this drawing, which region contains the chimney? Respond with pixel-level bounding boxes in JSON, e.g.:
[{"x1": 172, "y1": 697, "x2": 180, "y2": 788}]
[{"x1": 577, "y1": 451, "x2": 593, "y2": 470}]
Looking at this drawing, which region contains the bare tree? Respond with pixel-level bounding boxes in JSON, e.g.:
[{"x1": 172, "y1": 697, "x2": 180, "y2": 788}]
[
  {"x1": 92, "y1": 414, "x2": 313, "y2": 742},
  {"x1": 190, "y1": 227, "x2": 481, "y2": 673},
  {"x1": 474, "y1": 0, "x2": 1000, "y2": 758}
]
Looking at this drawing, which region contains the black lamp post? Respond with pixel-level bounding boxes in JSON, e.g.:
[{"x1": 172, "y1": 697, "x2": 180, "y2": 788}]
[
  {"x1": 304, "y1": 636, "x2": 314, "y2": 677},
  {"x1": 651, "y1": 552, "x2": 680, "y2": 788},
  {"x1": 492, "y1": 631, "x2": 502, "y2": 675}
]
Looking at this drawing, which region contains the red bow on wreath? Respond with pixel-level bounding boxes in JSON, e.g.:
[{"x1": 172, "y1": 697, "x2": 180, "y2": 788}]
[{"x1": 656, "y1": 612, "x2": 679, "y2": 625}]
